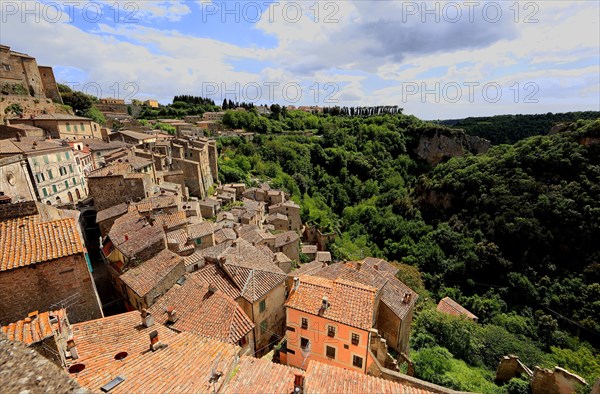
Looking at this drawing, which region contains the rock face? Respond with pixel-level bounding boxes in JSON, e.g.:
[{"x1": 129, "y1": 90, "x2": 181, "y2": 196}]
[
  {"x1": 0, "y1": 339, "x2": 89, "y2": 394},
  {"x1": 531, "y1": 366, "x2": 587, "y2": 394},
  {"x1": 414, "y1": 131, "x2": 491, "y2": 165}
]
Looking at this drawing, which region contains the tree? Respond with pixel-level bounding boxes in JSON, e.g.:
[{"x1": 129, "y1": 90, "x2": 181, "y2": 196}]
[
  {"x1": 222, "y1": 98, "x2": 228, "y2": 110},
  {"x1": 84, "y1": 107, "x2": 107, "y2": 125},
  {"x1": 61, "y1": 90, "x2": 94, "y2": 114}
]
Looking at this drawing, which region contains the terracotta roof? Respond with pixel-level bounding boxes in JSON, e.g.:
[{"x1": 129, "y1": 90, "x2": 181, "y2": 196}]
[
  {"x1": 304, "y1": 360, "x2": 437, "y2": 394},
  {"x1": 223, "y1": 356, "x2": 302, "y2": 394},
  {"x1": 288, "y1": 261, "x2": 328, "y2": 278},
  {"x1": 363, "y1": 257, "x2": 399, "y2": 276},
  {"x1": 187, "y1": 222, "x2": 215, "y2": 239},
  {"x1": 1, "y1": 309, "x2": 65, "y2": 345},
  {"x1": 149, "y1": 274, "x2": 253, "y2": 344},
  {"x1": 275, "y1": 231, "x2": 299, "y2": 248},
  {"x1": 108, "y1": 212, "x2": 165, "y2": 259},
  {"x1": 154, "y1": 211, "x2": 187, "y2": 231},
  {"x1": 286, "y1": 275, "x2": 378, "y2": 330},
  {"x1": 114, "y1": 129, "x2": 156, "y2": 142},
  {"x1": 214, "y1": 228, "x2": 236, "y2": 244},
  {"x1": 193, "y1": 263, "x2": 241, "y2": 300},
  {"x1": 166, "y1": 228, "x2": 194, "y2": 254},
  {"x1": 119, "y1": 249, "x2": 183, "y2": 297},
  {"x1": 199, "y1": 198, "x2": 219, "y2": 207},
  {"x1": 238, "y1": 227, "x2": 275, "y2": 245},
  {"x1": 314, "y1": 261, "x2": 418, "y2": 321},
  {"x1": 274, "y1": 252, "x2": 292, "y2": 264},
  {"x1": 67, "y1": 311, "x2": 239, "y2": 394},
  {"x1": 185, "y1": 239, "x2": 286, "y2": 302},
  {"x1": 96, "y1": 203, "x2": 129, "y2": 223},
  {"x1": 0, "y1": 216, "x2": 84, "y2": 271},
  {"x1": 437, "y1": 297, "x2": 478, "y2": 321},
  {"x1": 87, "y1": 162, "x2": 132, "y2": 178},
  {"x1": 131, "y1": 195, "x2": 178, "y2": 212}
]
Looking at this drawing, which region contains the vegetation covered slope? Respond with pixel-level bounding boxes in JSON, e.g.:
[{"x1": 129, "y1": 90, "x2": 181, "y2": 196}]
[
  {"x1": 438, "y1": 111, "x2": 600, "y2": 144},
  {"x1": 216, "y1": 112, "x2": 600, "y2": 389}
]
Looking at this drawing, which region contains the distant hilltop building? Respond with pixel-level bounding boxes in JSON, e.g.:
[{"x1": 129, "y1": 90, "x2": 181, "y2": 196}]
[{"x1": 0, "y1": 45, "x2": 62, "y2": 104}]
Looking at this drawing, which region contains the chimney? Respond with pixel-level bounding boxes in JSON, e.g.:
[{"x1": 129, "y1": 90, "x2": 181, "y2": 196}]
[
  {"x1": 149, "y1": 330, "x2": 162, "y2": 351},
  {"x1": 166, "y1": 307, "x2": 178, "y2": 324},
  {"x1": 403, "y1": 292, "x2": 412, "y2": 304},
  {"x1": 208, "y1": 284, "x2": 217, "y2": 293},
  {"x1": 293, "y1": 277, "x2": 300, "y2": 291},
  {"x1": 356, "y1": 261, "x2": 363, "y2": 270},
  {"x1": 141, "y1": 309, "x2": 154, "y2": 327},
  {"x1": 124, "y1": 234, "x2": 129, "y2": 241},
  {"x1": 321, "y1": 296, "x2": 329, "y2": 311},
  {"x1": 293, "y1": 373, "x2": 304, "y2": 394},
  {"x1": 67, "y1": 339, "x2": 79, "y2": 360},
  {"x1": 373, "y1": 264, "x2": 379, "y2": 271}
]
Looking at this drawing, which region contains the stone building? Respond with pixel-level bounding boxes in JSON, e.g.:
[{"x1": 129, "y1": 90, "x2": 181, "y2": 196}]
[
  {"x1": 0, "y1": 309, "x2": 72, "y2": 367},
  {"x1": 0, "y1": 154, "x2": 37, "y2": 202},
  {"x1": 87, "y1": 162, "x2": 155, "y2": 211},
  {"x1": 184, "y1": 239, "x2": 288, "y2": 357},
  {"x1": 0, "y1": 45, "x2": 62, "y2": 103},
  {"x1": 0, "y1": 137, "x2": 88, "y2": 206},
  {"x1": 9, "y1": 114, "x2": 102, "y2": 140},
  {"x1": 0, "y1": 203, "x2": 103, "y2": 324},
  {"x1": 269, "y1": 201, "x2": 302, "y2": 232}
]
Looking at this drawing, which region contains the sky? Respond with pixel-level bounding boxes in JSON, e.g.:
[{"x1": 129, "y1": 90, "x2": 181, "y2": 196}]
[{"x1": 1, "y1": 0, "x2": 599, "y2": 119}]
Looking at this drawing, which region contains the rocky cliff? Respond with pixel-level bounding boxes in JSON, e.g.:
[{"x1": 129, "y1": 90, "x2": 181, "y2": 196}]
[{"x1": 414, "y1": 130, "x2": 490, "y2": 165}]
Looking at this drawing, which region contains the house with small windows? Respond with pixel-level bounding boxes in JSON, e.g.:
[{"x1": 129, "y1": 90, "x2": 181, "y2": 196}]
[
  {"x1": 9, "y1": 114, "x2": 102, "y2": 140},
  {"x1": 283, "y1": 259, "x2": 419, "y2": 374},
  {"x1": 183, "y1": 239, "x2": 288, "y2": 357},
  {"x1": 0, "y1": 137, "x2": 88, "y2": 206}
]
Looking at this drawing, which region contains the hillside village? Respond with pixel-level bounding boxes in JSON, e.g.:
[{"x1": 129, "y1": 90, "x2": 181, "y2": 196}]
[{"x1": 1, "y1": 46, "x2": 597, "y2": 394}]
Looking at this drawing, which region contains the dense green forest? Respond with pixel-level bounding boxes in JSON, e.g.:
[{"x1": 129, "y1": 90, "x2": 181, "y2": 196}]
[
  {"x1": 216, "y1": 111, "x2": 600, "y2": 392},
  {"x1": 438, "y1": 112, "x2": 600, "y2": 145}
]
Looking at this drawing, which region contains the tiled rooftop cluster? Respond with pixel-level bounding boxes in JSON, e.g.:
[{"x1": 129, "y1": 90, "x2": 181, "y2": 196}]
[{"x1": 0, "y1": 215, "x2": 84, "y2": 271}]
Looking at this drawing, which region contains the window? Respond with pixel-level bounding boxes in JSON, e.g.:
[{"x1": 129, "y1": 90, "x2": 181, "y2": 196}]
[
  {"x1": 2, "y1": 64, "x2": 10, "y2": 71},
  {"x1": 42, "y1": 188, "x2": 48, "y2": 197},
  {"x1": 259, "y1": 300, "x2": 266, "y2": 313},
  {"x1": 260, "y1": 320, "x2": 267, "y2": 335},
  {"x1": 65, "y1": 180, "x2": 69, "y2": 189},
  {"x1": 43, "y1": 156, "x2": 49, "y2": 164},
  {"x1": 56, "y1": 153, "x2": 61, "y2": 161},
  {"x1": 326, "y1": 346, "x2": 336, "y2": 359},
  {"x1": 74, "y1": 124, "x2": 78, "y2": 132},
  {"x1": 36, "y1": 173, "x2": 45, "y2": 183},
  {"x1": 69, "y1": 164, "x2": 73, "y2": 173},
  {"x1": 52, "y1": 185, "x2": 57, "y2": 193},
  {"x1": 80, "y1": 123, "x2": 85, "y2": 131},
  {"x1": 351, "y1": 333, "x2": 360, "y2": 346},
  {"x1": 300, "y1": 337, "x2": 309, "y2": 350},
  {"x1": 301, "y1": 318, "x2": 308, "y2": 329},
  {"x1": 73, "y1": 177, "x2": 77, "y2": 185},
  {"x1": 239, "y1": 336, "x2": 247, "y2": 347},
  {"x1": 66, "y1": 152, "x2": 70, "y2": 160},
  {"x1": 59, "y1": 167, "x2": 66, "y2": 176},
  {"x1": 195, "y1": 238, "x2": 202, "y2": 245},
  {"x1": 286, "y1": 326, "x2": 296, "y2": 332},
  {"x1": 327, "y1": 326, "x2": 336, "y2": 338},
  {"x1": 47, "y1": 169, "x2": 53, "y2": 179},
  {"x1": 353, "y1": 355, "x2": 363, "y2": 368}
]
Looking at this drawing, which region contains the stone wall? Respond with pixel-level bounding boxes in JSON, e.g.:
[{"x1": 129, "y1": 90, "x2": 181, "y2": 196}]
[
  {"x1": 251, "y1": 282, "x2": 286, "y2": 357},
  {"x1": 38, "y1": 66, "x2": 62, "y2": 104},
  {"x1": 0, "y1": 156, "x2": 36, "y2": 202},
  {"x1": 531, "y1": 366, "x2": 587, "y2": 394},
  {"x1": 88, "y1": 175, "x2": 150, "y2": 211},
  {"x1": 142, "y1": 258, "x2": 186, "y2": 309},
  {"x1": 0, "y1": 96, "x2": 66, "y2": 123},
  {"x1": 0, "y1": 254, "x2": 103, "y2": 325}
]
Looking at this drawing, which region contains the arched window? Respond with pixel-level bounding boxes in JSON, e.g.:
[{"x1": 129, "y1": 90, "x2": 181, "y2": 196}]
[
  {"x1": 68, "y1": 192, "x2": 73, "y2": 202},
  {"x1": 75, "y1": 188, "x2": 81, "y2": 199},
  {"x1": 56, "y1": 196, "x2": 62, "y2": 204}
]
